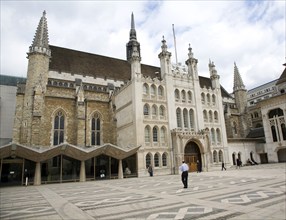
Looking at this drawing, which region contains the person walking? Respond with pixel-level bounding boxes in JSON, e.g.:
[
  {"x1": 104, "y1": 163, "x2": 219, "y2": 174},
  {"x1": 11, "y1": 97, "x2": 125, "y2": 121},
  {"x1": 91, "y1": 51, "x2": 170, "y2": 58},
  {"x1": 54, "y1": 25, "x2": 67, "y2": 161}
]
[
  {"x1": 148, "y1": 165, "x2": 153, "y2": 177},
  {"x1": 196, "y1": 160, "x2": 201, "y2": 173},
  {"x1": 221, "y1": 162, "x2": 226, "y2": 171},
  {"x1": 179, "y1": 161, "x2": 189, "y2": 188},
  {"x1": 236, "y1": 158, "x2": 241, "y2": 169}
]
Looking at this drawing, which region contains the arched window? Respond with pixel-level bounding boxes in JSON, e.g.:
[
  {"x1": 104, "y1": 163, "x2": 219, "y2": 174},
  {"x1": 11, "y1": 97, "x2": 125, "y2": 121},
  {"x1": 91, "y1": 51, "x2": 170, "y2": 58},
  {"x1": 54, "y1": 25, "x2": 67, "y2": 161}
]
[
  {"x1": 207, "y1": 93, "x2": 211, "y2": 104},
  {"x1": 181, "y1": 90, "x2": 186, "y2": 102},
  {"x1": 158, "y1": 86, "x2": 164, "y2": 98},
  {"x1": 152, "y1": 105, "x2": 157, "y2": 118},
  {"x1": 175, "y1": 89, "x2": 180, "y2": 101},
  {"x1": 282, "y1": 123, "x2": 286, "y2": 140},
  {"x1": 153, "y1": 127, "x2": 158, "y2": 142},
  {"x1": 154, "y1": 153, "x2": 160, "y2": 167},
  {"x1": 151, "y1": 84, "x2": 156, "y2": 97},
  {"x1": 145, "y1": 126, "x2": 150, "y2": 143},
  {"x1": 188, "y1": 91, "x2": 192, "y2": 103},
  {"x1": 162, "y1": 153, "x2": 167, "y2": 166},
  {"x1": 160, "y1": 127, "x2": 166, "y2": 143},
  {"x1": 209, "y1": 110, "x2": 213, "y2": 122},
  {"x1": 143, "y1": 104, "x2": 149, "y2": 116},
  {"x1": 201, "y1": 93, "x2": 205, "y2": 104},
  {"x1": 213, "y1": 150, "x2": 218, "y2": 163},
  {"x1": 91, "y1": 112, "x2": 101, "y2": 145},
  {"x1": 271, "y1": 125, "x2": 278, "y2": 142},
  {"x1": 212, "y1": 94, "x2": 216, "y2": 105},
  {"x1": 189, "y1": 109, "x2": 194, "y2": 129},
  {"x1": 143, "y1": 83, "x2": 149, "y2": 95},
  {"x1": 216, "y1": 128, "x2": 221, "y2": 144},
  {"x1": 146, "y1": 153, "x2": 151, "y2": 168},
  {"x1": 219, "y1": 150, "x2": 223, "y2": 162},
  {"x1": 176, "y1": 108, "x2": 182, "y2": 128},
  {"x1": 203, "y1": 110, "x2": 208, "y2": 122},
  {"x1": 211, "y1": 128, "x2": 216, "y2": 144},
  {"x1": 53, "y1": 111, "x2": 65, "y2": 145},
  {"x1": 183, "y1": 109, "x2": 188, "y2": 128},
  {"x1": 159, "y1": 105, "x2": 165, "y2": 118},
  {"x1": 214, "y1": 111, "x2": 218, "y2": 122}
]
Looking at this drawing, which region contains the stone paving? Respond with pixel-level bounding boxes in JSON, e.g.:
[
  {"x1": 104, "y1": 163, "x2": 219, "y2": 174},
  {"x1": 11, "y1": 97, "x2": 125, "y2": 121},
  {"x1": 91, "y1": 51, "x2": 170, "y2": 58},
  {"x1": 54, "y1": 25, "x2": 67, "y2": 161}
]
[{"x1": 0, "y1": 163, "x2": 285, "y2": 220}]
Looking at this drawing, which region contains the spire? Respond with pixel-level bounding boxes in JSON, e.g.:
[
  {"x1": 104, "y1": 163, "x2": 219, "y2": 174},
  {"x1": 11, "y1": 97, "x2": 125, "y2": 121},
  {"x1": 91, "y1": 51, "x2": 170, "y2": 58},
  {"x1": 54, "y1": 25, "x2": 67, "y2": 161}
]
[
  {"x1": 188, "y1": 44, "x2": 194, "y2": 59},
  {"x1": 208, "y1": 59, "x2": 218, "y2": 76},
  {"x1": 233, "y1": 62, "x2": 246, "y2": 91},
  {"x1": 126, "y1": 13, "x2": 141, "y2": 62},
  {"x1": 129, "y1": 12, "x2": 137, "y2": 41},
  {"x1": 29, "y1": 11, "x2": 50, "y2": 56}
]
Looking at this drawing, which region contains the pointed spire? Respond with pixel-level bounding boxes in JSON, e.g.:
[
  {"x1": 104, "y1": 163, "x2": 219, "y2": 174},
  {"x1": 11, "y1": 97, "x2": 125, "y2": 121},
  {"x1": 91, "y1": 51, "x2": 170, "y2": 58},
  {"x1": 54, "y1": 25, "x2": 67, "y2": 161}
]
[
  {"x1": 188, "y1": 44, "x2": 193, "y2": 59},
  {"x1": 126, "y1": 13, "x2": 140, "y2": 62},
  {"x1": 29, "y1": 11, "x2": 50, "y2": 56},
  {"x1": 233, "y1": 62, "x2": 246, "y2": 91},
  {"x1": 129, "y1": 12, "x2": 137, "y2": 41},
  {"x1": 161, "y1": 35, "x2": 168, "y2": 52},
  {"x1": 208, "y1": 59, "x2": 217, "y2": 76}
]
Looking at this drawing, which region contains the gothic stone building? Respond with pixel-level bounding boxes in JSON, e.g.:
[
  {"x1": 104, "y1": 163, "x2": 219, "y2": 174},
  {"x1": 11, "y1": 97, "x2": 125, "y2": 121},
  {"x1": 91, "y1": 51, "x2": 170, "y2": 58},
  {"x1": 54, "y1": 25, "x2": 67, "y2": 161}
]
[{"x1": 1, "y1": 11, "x2": 284, "y2": 186}]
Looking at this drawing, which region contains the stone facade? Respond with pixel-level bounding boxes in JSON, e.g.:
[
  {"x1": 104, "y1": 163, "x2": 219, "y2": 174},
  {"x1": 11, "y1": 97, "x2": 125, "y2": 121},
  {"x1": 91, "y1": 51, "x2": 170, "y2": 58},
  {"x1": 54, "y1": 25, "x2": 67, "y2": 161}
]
[{"x1": 1, "y1": 11, "x2": 285, "y2": 186}]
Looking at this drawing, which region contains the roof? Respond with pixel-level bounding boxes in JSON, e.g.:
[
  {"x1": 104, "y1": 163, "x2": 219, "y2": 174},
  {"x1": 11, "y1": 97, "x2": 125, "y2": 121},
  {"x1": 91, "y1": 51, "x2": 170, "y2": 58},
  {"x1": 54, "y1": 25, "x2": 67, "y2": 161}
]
[
  {"x1": 0, "y1": 75, "x2": 26, "y2": 86},
  {"x1": 246, "y1": 127, "x2": 265, "y2": 138},
  {"x1": 49, "y1": 45, "x2": 159, "y2": 81},
  {"x1": 276, "y1": 64, "x2": 286, "y2": 85},
  {"x1": 49, "y1": 45, "x2": 232, "y2": 98}
]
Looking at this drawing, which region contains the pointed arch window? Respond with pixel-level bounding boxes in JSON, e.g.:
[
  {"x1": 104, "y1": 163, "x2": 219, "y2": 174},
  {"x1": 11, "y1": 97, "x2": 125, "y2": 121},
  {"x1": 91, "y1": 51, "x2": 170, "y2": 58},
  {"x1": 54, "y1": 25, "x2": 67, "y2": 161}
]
[
  {"x1": 213, "y1": 150, "x2": 218, "y2": 163},
  {"x1": 188, "y1": 91, "x2": 192, "y2": 103},
  {"x1": 143, "y1": 104, "x2": 149, "y2": 116},
  {"x1": 146, "y1": 153, "x2": 151, "y2": 168},
  {"x1": 158, "y1": 86, "x2": 164, "y2": 98},
  {"x1": 176, "y1": 108, "x2": 182, "y2": 128},
  {"x1": 219, "y1": 150, "x2": 223, "y2": 162},
  {"x1": 154, "y1": 153, "x2": 159, "y2": 167},
  {"x1": 183, "y1": 109, "x2": 188, "y2": 128},
  {"x1": 153, "y1": 127, "x2": 158, "y2": 142},
  {"x1": 91, "y1": 113, "x2": 101, "y2": 145},
  {"x1": 160, "y1": 127, "x2": 166, "y2": 143},
  {"x1": 53, "y1": 111, "x2": 65, "y2": 145},
  {"x1": 145, "y1": 126, "x2": 151, "y2": 143},
  {"x1": 189, "y1": 109, "x2": 194, "y2": 129},
  {"x1": 162, "y1": 153, "x2": 167, "y2": 166}
]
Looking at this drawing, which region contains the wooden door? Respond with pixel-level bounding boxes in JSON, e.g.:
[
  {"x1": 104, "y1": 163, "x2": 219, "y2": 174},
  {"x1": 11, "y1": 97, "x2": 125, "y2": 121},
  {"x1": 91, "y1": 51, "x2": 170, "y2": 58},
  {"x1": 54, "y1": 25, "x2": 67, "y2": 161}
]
[{"x1": 184, "y1": 155, "x2": 198, "y2": 172}]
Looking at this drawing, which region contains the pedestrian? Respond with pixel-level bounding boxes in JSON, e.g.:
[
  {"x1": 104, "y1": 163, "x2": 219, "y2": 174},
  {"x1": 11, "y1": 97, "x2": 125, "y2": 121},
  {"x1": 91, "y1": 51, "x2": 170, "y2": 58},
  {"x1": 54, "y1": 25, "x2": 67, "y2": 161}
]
[
  {"x1": 221, "y1": 162, "x2": 226, "y2": 171},
  {"x1": 236, "y1": 158, "x2": 241, "y2": 169},
  {"x1": 148, "y1": 165, "x2": 153, "y2": 177},
  {"x1": 179, "y1": 161, "x2": 189, "y2": 188},
  {"x1": 196, "y1": 160, "x2": 201, "y2": 173}
]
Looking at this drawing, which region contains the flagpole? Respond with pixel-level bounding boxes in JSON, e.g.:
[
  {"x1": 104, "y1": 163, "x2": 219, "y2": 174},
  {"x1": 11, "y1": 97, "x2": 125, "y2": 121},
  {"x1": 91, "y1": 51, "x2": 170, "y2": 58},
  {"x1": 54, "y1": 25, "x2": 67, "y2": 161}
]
[{"x1": 172, "y1": 24, "x2": 178, "y2": 65}]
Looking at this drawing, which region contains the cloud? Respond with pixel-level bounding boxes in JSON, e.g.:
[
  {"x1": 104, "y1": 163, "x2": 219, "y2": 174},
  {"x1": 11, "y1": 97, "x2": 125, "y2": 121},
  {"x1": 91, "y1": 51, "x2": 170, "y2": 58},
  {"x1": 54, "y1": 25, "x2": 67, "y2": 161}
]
[{"x1": 1, "y1": 0, "x2": 285, "y2": 93}]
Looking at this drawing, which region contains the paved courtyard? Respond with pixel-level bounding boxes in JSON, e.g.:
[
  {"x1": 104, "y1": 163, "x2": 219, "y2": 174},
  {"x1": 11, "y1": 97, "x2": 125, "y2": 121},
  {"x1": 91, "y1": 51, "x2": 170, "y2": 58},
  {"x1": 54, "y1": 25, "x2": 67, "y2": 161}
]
[{"x1": 0, "y1": 163, "x2": 285, "y2": 220}]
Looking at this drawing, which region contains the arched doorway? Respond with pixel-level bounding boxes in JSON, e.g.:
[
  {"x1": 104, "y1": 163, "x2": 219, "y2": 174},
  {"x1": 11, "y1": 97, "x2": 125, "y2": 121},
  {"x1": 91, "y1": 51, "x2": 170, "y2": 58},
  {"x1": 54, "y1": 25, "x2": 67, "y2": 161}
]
[
  {"x1": 184, "y1": 141, "x2": 201, "y2": 172},
  {"x1": 277, "y1": 148, "x2": 286, "y2": 162}
]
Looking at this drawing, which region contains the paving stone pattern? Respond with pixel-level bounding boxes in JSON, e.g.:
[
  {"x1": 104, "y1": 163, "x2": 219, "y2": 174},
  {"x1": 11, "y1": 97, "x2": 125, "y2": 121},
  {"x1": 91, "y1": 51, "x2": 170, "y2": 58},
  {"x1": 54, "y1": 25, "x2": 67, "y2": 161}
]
[{"x1": 0, "y1": 163, "x2": 285, "y2": 220}]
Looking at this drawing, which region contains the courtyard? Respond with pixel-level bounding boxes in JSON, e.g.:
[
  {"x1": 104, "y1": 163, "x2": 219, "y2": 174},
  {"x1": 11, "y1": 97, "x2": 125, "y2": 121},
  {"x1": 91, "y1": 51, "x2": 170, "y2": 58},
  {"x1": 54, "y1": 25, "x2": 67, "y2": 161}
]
[{"x1": 0, "y1": 163, "x2": 285, "y2": 220}]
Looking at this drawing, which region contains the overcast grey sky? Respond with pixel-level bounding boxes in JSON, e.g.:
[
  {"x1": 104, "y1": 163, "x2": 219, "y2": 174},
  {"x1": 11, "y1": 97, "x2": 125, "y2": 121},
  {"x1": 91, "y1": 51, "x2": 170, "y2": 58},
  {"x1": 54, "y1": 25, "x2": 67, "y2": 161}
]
[{"x1": 1, "y1": 0, "x2": 285, "y2": 93}]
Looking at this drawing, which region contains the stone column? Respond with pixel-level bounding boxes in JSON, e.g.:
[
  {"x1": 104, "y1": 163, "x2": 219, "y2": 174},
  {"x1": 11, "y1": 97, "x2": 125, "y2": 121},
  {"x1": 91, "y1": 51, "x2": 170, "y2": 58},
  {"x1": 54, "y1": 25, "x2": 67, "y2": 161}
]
[
  {"x1": 118, "y1": 159, "x2": 123, "y2": 179},
  {"x1": 34, "y1": 162, "x2": 41, "y2": 185},
  {"x1": 80, "y1": 160, "x2": 86, "y2": 182}
]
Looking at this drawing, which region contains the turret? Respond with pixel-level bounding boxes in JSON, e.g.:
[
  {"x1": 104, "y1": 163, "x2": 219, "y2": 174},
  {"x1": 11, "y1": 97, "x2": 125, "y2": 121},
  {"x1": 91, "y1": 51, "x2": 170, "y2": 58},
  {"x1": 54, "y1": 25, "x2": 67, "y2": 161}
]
[
  {"x1": 19, "y1": 11, "x2": 51, "y2": 145},
  {"x1": 185, "y1": 44, "x2": 198, "y2": 79},
  {"x1": 126, "y1": 13, "x2": 141, "y2": 78},
  {"x1": 209, "y1": 59, "x2": 220, "y2": 89},
  {"x1": 233, "y1": 62, "x2": 247, "y2": 113},
  {"x1": 158, "y1": 36, "x2": 172, "y2": 79}
]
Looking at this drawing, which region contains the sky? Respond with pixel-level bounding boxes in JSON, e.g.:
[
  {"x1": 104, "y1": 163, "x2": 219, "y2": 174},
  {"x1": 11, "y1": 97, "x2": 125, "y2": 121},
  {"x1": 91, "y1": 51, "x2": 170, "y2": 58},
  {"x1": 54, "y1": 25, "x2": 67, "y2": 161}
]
[{"x1": 1, "y1": 0, "x2": 285, "y2": 93}]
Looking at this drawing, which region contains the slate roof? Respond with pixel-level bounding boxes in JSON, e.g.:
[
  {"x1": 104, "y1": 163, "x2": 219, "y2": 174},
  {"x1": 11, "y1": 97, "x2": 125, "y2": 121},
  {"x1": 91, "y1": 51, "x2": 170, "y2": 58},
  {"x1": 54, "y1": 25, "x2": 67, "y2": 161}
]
[
  {"x1": 49, "y1": 45, "x2": 232, "y2": 98},
  {"x1": 0, "y1": 75, "x2": 26, "y2": 86}
]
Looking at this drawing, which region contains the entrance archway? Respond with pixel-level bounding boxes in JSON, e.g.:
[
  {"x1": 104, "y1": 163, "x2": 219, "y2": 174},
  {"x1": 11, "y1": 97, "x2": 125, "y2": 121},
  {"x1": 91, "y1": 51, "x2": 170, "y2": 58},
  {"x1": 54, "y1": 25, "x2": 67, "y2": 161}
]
[{"x1": 184, "y1": 141, "x2": 201, "y2": 172}]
